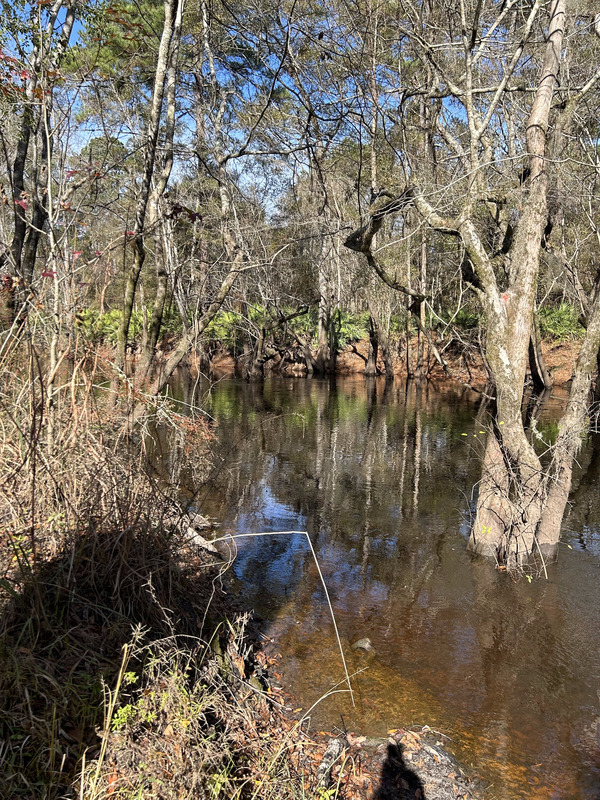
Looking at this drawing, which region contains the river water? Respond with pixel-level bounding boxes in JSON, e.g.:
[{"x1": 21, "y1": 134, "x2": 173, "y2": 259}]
[{"x1": 173, "y1": 375, "x2": 600, "y2": 798}]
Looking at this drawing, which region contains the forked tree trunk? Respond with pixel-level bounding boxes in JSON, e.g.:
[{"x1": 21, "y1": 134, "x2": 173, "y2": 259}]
[
  {"x1": 466, "y1": 0, "x2": 600, "y2": 565},
  {"x1": 116, "y1": 0, "x2": 182, "y2": 374},
  {"x1": 343, "y1": 0, "x2": 600, "y2": 567},
  {"x1": 466, "y1": 0, "x2": 566, "y2": 565},
  {"x1": 471, "y1": 289, "x2": 600, "y2": 565},
  {"x1": 134, "y1": 0, "x2": 183, "y2": 388}
]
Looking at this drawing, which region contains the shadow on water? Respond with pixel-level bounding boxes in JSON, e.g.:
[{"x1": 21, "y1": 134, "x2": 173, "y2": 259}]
[{"x1": 374, "y1": 743, "x2": 426, "y2": 800}]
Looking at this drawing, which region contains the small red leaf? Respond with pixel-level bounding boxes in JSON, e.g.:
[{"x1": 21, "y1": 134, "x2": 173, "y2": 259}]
[
  {"x1": 41, "y1": 271, "x2": 56, "y2": 278},
  {"x1": 107, "y1": 768, "x2": 118, "y2": 794}
]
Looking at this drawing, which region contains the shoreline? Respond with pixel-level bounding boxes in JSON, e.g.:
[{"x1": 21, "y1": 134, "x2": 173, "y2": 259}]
[
  {"x1": 1, "y1": 337, "x2": 584, "y2": 798},
  {"x1": 186, "y1": 336, "x2": 581, "y2": 393}
]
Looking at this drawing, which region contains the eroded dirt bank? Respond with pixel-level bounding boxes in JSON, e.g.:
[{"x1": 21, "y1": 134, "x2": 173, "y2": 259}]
[{"x1": 201, "y1": 337, "x2": 581, "y2": 392}]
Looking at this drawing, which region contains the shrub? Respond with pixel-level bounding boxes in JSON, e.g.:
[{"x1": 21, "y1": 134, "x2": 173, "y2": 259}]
[
  {"x1": 335, "y1": 310, "x2": 370, "y2": 348},
  {"x1": 538, "y1": 303, "x2": 584, "y2": 341},
  {"x1": 77, "y1": 306, "x2": 182, "y2": 344}
]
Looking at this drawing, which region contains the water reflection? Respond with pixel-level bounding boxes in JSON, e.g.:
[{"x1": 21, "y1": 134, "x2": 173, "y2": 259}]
[{"x1": 170, "y1": 375, "x2": 600, "y2": 799}]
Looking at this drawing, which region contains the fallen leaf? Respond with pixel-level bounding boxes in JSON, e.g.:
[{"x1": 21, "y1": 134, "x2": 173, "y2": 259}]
[
  {"x1": 347, "y1": 733, "x2": 366, "y2": 746},
  {"x1": 107, "y1": 769, "x2": 117, "y2": 795}
]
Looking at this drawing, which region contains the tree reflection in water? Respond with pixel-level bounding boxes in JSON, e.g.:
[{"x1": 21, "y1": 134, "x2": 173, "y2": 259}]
[{"x1": 164, "y1": 373, "x2": 600, "y2": 799}]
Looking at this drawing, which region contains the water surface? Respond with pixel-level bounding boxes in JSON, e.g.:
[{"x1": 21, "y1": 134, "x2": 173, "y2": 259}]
[{"x1": 178, "y1": 376, "x2": 600, "y2": 799}]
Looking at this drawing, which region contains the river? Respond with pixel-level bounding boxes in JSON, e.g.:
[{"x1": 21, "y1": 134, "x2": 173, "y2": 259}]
[{"x1": 168, "y1": 375, "x2": 600, "y2": 799}]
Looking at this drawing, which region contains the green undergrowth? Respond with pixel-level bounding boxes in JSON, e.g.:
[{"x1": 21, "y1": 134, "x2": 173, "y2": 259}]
[
  {"x1": 75, "y1": 303, "x2": 391, "y2": 355},
  {"x1": 538, "y1": 303, "x2": 584, "y2": 341},
  {"x1": 76, "y1": 306, "x2": 182, "y2": 345}
]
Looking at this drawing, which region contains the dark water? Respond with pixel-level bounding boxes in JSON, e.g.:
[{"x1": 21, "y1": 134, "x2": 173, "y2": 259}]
[{"x1": 172, "y1": 375, "x2": 600, "y2": 799}]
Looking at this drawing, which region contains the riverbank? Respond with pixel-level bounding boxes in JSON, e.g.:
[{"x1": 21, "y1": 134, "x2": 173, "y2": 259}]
[
  {"x1": 2, "y1": 332, "x2": 589, "y2": 797},
  {"x1": 0, "y1": 507, "x2": 483, "y2": 799},
  {"x1": 197, "y1": 336, "x2": 581, "y2": 391}
]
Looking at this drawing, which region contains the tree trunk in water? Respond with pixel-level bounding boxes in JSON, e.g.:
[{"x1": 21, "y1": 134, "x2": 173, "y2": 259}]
[
  {"x1": 314, "y1": 288, "x2": 331, "y2": 374},
  {"x1": 468, "y1": 431, "x2": 545, "y2": 566},
  {"x1": 379, "y1": 326, "x2": 394, "y2": 379},
  {"x1": 405, "y1": 304, "x2": 413, "y2": 378},
  {"x1": 245, "y1": 329, "x2": 266, "y2": 382},
  {"x1": 196, "y1": 340, "x2": 211, "y2": 377},
  {"x1": 364, "y1": 315, "x2": 379, "y2": 377},
  {"x1": 369, "y1": 304, "x2": 394, "y2": 378},
  {"x1": 466, "y1": 0, "x2": 569, "y2": 566},
  {"x1": 415, "y1": 228, "x2": 427, "y2": 379},
  {"x1": 529, "y1": 311, "x2": 552, "y2": 392}
]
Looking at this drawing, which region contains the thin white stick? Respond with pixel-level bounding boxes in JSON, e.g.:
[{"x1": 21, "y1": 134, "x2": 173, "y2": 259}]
[{"x1": 211, "y1": 529, "x2": 355, "y2": 706}]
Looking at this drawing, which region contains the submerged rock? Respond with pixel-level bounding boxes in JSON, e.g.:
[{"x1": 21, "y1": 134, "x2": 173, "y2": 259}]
[{"x1": 351, "y1": 636, "x2": 375, "y2": 653}]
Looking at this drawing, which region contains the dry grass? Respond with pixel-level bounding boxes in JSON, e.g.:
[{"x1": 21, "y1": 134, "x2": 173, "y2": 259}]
[{"x1": 0, "y1": 342, "x2": 338, "y2": 800}]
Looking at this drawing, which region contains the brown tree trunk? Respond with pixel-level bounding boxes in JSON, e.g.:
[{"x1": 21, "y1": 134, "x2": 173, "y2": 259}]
[
  {"x1": 379, "y1": 324, "x2": 394, "y2": 379},
  {"x1": 314, "y1": 282, "x2": 331, "y2": 374},
  {"x1": 244, "y1": 328, "x2": 266, "y2": 382},
  {"x1": 364, "y1": 315, "x2": 379, "y2": 377},
  {"x1": 529, "y1": 310, "x2": 552, "y2": 392}
]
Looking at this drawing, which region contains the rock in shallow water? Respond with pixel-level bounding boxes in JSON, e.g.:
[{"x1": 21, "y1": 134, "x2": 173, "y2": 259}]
[{"x1": 351, "y1": 637, "x2": 375, "y2": 653}]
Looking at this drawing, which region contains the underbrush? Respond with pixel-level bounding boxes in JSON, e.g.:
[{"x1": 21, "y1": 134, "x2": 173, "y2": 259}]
[
  {"x1": 538, "y1": 303, "x2": 584, "y2": 341},
  {"x1": 76, "y1": 306, "x2": 183, "y2": 345},
  {"x1": 0, "y1": 346, "x2": 337, "y2": 800}
]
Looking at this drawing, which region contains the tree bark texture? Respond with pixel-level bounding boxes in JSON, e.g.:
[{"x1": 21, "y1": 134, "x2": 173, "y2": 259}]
[{"x1": 467, "y1": 0, "x2": 573, "y2": 565}]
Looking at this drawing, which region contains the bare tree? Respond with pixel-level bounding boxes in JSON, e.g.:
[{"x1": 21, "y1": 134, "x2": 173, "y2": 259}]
[{"x1": 345, "y1": 0, "x2": 600, "y2": 565}]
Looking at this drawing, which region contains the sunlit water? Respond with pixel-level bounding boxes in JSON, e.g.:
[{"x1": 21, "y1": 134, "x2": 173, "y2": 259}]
[{"x1": 168, "y1": 375, "x2": 600, "y2": 799}]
